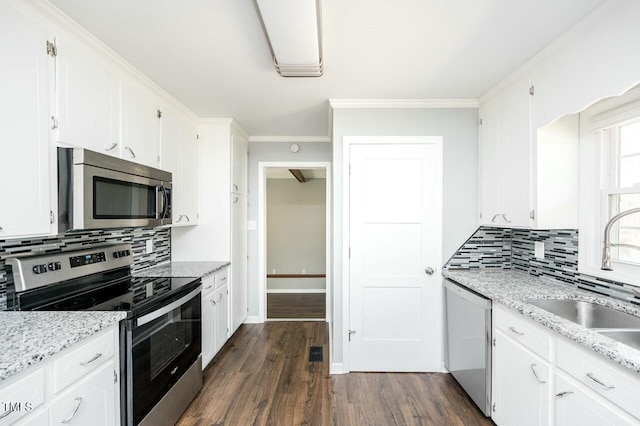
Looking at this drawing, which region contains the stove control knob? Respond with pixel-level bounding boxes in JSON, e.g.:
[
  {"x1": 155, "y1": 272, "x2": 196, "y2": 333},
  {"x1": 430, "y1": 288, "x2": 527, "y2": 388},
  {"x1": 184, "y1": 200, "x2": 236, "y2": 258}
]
[
  {"x1": 48, "y1": 262, "x2": 62, "y2": 271},
  {"x1": 32, "y1": 264, "x2": 47, "y2": 274},
  {"x1": 113, "y1": 251, "x2": 120, "y2": 259}
]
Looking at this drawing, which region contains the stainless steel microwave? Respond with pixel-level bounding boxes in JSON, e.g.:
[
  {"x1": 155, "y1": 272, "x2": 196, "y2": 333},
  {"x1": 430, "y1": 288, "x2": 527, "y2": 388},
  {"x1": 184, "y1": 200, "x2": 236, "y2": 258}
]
[{"x1": 58, "y1": 148, "x2": 172, "y2": 231}]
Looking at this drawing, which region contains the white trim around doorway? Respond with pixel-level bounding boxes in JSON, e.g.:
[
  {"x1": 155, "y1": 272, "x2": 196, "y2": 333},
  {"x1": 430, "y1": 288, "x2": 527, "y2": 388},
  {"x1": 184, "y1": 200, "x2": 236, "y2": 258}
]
[{"x1": 257, "y1": 161, "x2": 333, "y2": 324}]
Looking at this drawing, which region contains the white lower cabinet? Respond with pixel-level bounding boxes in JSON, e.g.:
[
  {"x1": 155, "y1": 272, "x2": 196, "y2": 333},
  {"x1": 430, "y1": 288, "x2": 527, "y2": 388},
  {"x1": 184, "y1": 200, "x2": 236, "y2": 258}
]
[
  {"x1": 555, "y1": 371, "x2": 636, "y2": 426},
  {"x1": 492, "y1": 305, "x2": 640, "y2": 426},
  {"x1": 492, "y1": 329, "x2": 551, "y2": 426},
  {"x1": 201, "y1": 269, "x2": 230, "y2": 370},
  {"x1": 49, "y1": 361, "x2": 116, "y2": 426}
]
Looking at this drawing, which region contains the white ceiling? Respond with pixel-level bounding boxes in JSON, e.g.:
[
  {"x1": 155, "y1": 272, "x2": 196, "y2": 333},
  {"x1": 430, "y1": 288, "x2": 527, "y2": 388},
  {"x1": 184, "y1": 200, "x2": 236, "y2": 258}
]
[{"x1": 49, "y1": 0, "x2": 603, "y2": 137}]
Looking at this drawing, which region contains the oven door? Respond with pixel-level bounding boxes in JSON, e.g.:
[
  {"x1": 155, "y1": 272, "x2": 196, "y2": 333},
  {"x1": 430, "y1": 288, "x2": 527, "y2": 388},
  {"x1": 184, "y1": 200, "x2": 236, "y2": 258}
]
[
  {"x1": 74, "y1": 164, "x2": 170, "y2": 230},
  {"x1": 125, "y1": 287, "x2": 201, "y2": 426}
]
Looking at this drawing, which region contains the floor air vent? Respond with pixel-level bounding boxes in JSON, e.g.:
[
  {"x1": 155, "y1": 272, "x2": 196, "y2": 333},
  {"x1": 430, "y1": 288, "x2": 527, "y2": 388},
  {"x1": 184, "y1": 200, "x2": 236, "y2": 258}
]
[{"x1": 309, "y1": 346, "x2": 323, "y2": 362}]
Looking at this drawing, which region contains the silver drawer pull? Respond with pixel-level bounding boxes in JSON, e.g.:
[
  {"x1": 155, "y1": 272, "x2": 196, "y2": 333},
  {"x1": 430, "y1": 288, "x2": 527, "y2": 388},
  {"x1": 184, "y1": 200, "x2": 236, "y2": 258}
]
[
  {"x1": 556, "y1": 391, "x2": 574, "y2": 398},
  {"x1": 586, "y1": 372, "x2": 615, "y2": 390},
  {"x1": 204, "y1": 285, "x2": 213, "y2": 290},
  {"x1": 184, "y1": 215, "x2": 190, "y2": 222},
  {"x1": 105, "y1": 142, "x2": 118, "y2": 152},
  {"x1": 219, "y1": 276, "x2": 227, "y2": 282},
  {"x1": 210, "y1": 299, "x2": 216, "y2": 305},
  {"x1": 491, "y1": 214, "x2": 500, "y2": 223},
  {"x1": 0, "y1": 410, "x2": 13, "y2": 420},
  {"x1": 61, "y1": 397, "x2": 83, "y2": 424},
  {"x1": 216, "y1": 293, "x2": 223, "y2": 302},
  {"x1": 530, "y1": 364, "x2": 546, "y2": 384},
  {"x1": 125, "y1": 146, "x2": 136, "y2": 159},
  {"x1": 170, "y1": 366, "x2": 178, "y2": 375},
  {"x1": 501, "y1": 214, "x2": 512, "y2": 223},
  {"x1": 79, "y1": 353, "x2": 102, "y2": 366},
  {"x1": 509, "y1": 326, "x2": 524, "y2": 336}
]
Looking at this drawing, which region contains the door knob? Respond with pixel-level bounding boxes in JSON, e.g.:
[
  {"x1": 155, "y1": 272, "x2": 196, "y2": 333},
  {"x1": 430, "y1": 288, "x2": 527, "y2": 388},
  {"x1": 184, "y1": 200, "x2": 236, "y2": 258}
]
[{"x1": 425, "y1": 267, "x2": 435, "y2": 275}]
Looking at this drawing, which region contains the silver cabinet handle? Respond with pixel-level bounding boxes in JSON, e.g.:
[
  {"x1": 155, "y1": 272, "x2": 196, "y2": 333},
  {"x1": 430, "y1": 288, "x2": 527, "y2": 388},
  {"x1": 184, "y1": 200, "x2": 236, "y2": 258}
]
[
  {"x1": 210, "y1": 298, "x2": 216, "y2": 305},
  {"x1": 508, "y1": 326, "x2": 524, "y2": 336},
  {"x1": 79, "y1": 353, "x2": 102, "y2": 366},
  {"x1": 556, "y1": 391, "x2": 574, "y2": 398},
  {"x1": 176, "y1": 215, "x2": 184, "y2": 223},
  {"x1": 216, "y1": 293, "x2": 223, "y2": 302},
  {"x1": 170, "y1": 366, "x2": 178, "y2": 375},
  {"x1": 424, "y1": 267, "x2": 434, "y2": 275},
  {"x1": 184, "y1": 215, "x2": 190, "y2": 222},
  {"x1": 0, "y1": 226, "x2": 3, "y2": 231},
  {"x1": 502, "y1": 214, "x2": 512, "y2": 223},
  {"x1": 530, "y1": 364, "x2": 546, "y2": 383},
  {"x1": 233, "y1": 184, "x2": 238, "y2": 192},
  {"x1": 233, "y1": 196, "x2": 239, "y2": 204},
  {"x1": 61, "y1": 397, "x2": 83, "y2": 424},
  {"x1": 51, "y1": 115, "x2": 58, "y2": 130},
  {"x1": 219, "y1": 276, "x2": 227, "y2": 283},
  {"x1": 105, "y1": 142, "x2": 118, "y2": 152},
  {"x1": 204, "y1": 285, "x2": 213, "y2": 290},
  {"x1": 0, "y1": 410, "x2": 13, "y2": 420},
  {"x1": 125, "y1": 146, "x2": 136, "y2": 159},
  {"x1": 491, "y1": 214, "x2": 500, "y2": 223},
  {"x1": 586, "y1": 372, "x2": 615, "y2": 390}
]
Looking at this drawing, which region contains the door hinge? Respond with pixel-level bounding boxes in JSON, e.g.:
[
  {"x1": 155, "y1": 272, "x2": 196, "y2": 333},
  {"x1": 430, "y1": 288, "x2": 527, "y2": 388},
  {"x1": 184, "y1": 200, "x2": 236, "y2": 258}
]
[
  {"x1": 492, "y1": 337, "x2": 496, "y2": 347},
  {"x1": 479, "y1": 212, "x2": 482, "y2": 219},
  {"x1": 157, "y1": 109, "x2": 162, "y2": 119},
  {"x1": 348, "y1": 247, "x2": 351, "y2": 259},
  {"x1": 530, "y1": 210, "x2": 535, "y2": 220},
  {"x1": 492, "y1": 403, "x2": 496, "y2": 412},
  {"x1": 46, "y1": 40, "x2": 57, "y2": 57},
  {"x1": 529, "y1": 85, "x2": 535, "y2": 96},
  {"x1": 113, "y1": 370, "x2": 117, "y2": 384},
  {"x1": 49, "y1": 210, "x2": 54, "y2": 224},
  {"x1": 479, "y1": 118, "x2": 483, "y2": 125},
  {"x1": 197, "y1": 134, "x2": 199, "y2": 139},
  {"x1": 348, "y1": 329, "x2": 356, "y2": 342}
]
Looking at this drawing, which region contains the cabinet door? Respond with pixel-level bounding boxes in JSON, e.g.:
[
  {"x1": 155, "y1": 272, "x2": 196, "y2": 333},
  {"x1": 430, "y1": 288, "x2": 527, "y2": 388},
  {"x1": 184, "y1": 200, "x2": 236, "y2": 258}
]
[
  {"x1": 180, "y1": 120, "x2": 199, "y2": 224},
  {"x1": 201, "y1": 291, "x2": 215, "y2": 369},
  {"x1": 121, "y1": 79, "x2": 160, "y2": 168},
  {"x1": 0, "y1": 3, "x2": 52, "y2": 238},
  {"x1": 231, "y1": 194, "x2": 247, "y2": 333},
  {"x1": 55, "y1": 36, "x2": 120, "y2": 156},
  {"x1": 555, "y1": 372, "x2": 635, "y2": 426},
  {"x1": 213, "y1": 285, "x2": 229, "y2": 354},
  {"x1": 231, "y1": 129, "x2": 247, "y2": 195},
  {"x1": 492, "y1": 330, "x2": 550, "y2": 426},
  {"x1": 501, "y1": 80, "x2": 532, "y2": 227},
  {"x1": 479, "y1": 98, "x2": 503, "y2": 226},
  {"x1": 50, "y1": 361, "x2": 116, "y2": 426}
]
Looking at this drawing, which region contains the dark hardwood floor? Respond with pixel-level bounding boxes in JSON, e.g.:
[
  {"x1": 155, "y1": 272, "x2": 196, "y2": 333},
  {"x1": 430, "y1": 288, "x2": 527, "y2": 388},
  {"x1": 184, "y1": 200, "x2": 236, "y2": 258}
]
[
  {"x1": 177, "y1": 322, "x2": 493, "y2": 426},
  {"x1": 267, "y1": 293, "x2": 326, "y2": 319}
]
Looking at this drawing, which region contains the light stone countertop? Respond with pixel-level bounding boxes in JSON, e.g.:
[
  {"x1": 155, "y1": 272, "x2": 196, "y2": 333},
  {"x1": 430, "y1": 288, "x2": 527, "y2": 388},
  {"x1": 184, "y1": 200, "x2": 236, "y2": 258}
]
[
  {"x1": 132, "y1": 261, "x2": 230, "y2": 279},
  {"x1": 0, "y1": 311, "x2": 126, "y2": 382},
  {"x1": 443, "y1": 269, "x2": 640, "y2": 375}
]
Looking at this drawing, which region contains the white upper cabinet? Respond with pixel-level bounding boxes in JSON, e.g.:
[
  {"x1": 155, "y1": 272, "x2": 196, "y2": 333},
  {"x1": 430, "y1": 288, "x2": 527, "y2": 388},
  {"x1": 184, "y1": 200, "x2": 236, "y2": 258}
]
[
  {"x1": 0, "y1": 2, "x2": 53, "y2": 238},
  {"x1": 54, "y1": 36, "x2": 120, "y2": 156},
  {"x1": 231, "y1": 129, "x2": 248, "y2": 195},
  {"x1": 160, "y1": 108, "x2": 198, "y2": 226},
  {"x1": 480, "y1": 79, "x2": 532, "y2": 227},
  {"x1": 121, "y1": 79, "x2": 161, "y2": 168}
]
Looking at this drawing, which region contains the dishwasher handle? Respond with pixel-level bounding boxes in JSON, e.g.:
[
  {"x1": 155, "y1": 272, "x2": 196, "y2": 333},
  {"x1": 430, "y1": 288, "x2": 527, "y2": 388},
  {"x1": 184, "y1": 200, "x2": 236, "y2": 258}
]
[{"x1": 444, "y1": 279, "x2": 492, "y2": 309}]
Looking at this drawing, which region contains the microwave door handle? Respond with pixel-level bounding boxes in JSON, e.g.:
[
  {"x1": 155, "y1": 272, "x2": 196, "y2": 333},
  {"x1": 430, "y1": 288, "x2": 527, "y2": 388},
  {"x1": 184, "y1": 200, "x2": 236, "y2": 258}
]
[
  {"x1": 160, "y1": 185, "x2": 169, "y2": 219},
  {"x1": 155, "y1": 185, "x2": 163, "y2": 219}
]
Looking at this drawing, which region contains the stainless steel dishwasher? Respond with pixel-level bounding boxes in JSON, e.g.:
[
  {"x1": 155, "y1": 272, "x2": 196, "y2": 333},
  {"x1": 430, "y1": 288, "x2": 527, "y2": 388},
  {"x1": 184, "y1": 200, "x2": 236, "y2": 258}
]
[{"x1": 444, "y1": 278, "x2": 492, "y2": 417}]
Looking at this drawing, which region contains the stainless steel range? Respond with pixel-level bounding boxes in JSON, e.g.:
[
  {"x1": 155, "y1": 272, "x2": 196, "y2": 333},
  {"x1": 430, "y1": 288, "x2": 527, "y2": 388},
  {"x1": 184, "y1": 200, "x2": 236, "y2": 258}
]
[{"x1": 6, "y1": 244, "x2": 202, "y2": 426}]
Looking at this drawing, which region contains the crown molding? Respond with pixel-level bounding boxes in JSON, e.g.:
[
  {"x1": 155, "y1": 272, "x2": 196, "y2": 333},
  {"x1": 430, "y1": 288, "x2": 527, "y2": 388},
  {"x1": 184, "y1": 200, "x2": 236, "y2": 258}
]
[
  {"x1": 248, "y1": 136, "x2": 331, "y2": 143},
  {"x1": 328, "y1": 99, "x2": 479, "y2": 109},
  {"x1": 24, "y1": 0, "x2": 200, "y2": 122},
  {"x1": 199, "y1": 118, "x2": 250, "y2": 139}
]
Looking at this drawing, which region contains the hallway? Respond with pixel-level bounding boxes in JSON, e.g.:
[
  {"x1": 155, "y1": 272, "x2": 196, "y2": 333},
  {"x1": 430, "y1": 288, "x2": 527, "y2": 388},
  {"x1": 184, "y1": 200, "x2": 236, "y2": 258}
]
[{"x1": 177, "y1": 322, "x2": 493, "y2": 425}]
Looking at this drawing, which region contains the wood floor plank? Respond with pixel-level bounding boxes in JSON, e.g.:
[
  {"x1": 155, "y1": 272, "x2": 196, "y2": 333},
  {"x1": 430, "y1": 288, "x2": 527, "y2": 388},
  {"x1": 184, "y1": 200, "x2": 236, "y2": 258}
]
[
  {"x1": 177, "y1": 322, "x2": 494, "y2": 426},
  {"x1": 267, "y1": 293, "x2": 326, "y2": 319}
]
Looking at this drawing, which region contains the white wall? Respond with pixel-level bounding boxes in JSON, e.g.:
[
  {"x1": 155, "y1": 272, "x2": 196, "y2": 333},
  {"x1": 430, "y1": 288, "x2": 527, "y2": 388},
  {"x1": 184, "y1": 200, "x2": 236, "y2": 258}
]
[
  {"x1": 247, "y1": 143, "x2": 332, "y2": 315},
  {"x1": 267, "y1": 177, "x2": 326, "y2": 291},
  {"x1": 331, "y1": 107, "x2": 480, "y2": 368}
]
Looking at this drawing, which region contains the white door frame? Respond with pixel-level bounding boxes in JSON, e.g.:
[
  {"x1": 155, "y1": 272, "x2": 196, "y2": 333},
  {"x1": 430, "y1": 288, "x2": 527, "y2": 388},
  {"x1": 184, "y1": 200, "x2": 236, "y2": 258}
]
[
  {"x1": 257, "y1": 161, "x2": 333, "y2": 323},
  {"x1": 342, "y1": 136, "x2": 444, "y2": 373}
]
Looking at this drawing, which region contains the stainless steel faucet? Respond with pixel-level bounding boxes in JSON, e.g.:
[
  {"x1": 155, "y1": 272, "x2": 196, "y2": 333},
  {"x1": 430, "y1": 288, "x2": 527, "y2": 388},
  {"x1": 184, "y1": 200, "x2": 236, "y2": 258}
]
[{"x1": 601, "y1": 207, "x2": 640, "y2": 270}]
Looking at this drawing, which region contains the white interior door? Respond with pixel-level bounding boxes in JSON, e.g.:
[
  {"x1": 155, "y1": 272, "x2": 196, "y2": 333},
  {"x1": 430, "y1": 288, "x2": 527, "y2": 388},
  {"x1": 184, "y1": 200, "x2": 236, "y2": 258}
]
[{"x1": 348, "y1": 141, "x2": 443, "y2": 372}]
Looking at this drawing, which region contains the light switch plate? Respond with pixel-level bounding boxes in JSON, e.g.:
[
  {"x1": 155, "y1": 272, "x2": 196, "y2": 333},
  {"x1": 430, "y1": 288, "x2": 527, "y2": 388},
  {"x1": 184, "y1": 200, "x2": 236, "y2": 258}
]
[
  {"x1": 534, "y1": 241, "x2": 545, "y2": 259},
  {"x1": 146, "y1": 239, "x2": 153, "y2": 254},
  {"x1": 247, "y1": 220, "x2": 257, "y2": 231}
]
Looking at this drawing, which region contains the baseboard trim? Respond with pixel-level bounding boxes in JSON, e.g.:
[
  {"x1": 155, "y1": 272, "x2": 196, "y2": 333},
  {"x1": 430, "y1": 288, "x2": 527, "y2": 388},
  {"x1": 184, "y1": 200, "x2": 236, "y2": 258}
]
[
  {"x1": 330, "y1": 363, "x2": 345, "y2": 375},
  {"x1": 266, "y1": 318, "x2": 325, "y2": 322},
  {"x1": 243, "y1": 316, "x2": 263, "y2": 324},
  {"x1": 266, "y1": 289, "x2": 326, "y2": 294}
]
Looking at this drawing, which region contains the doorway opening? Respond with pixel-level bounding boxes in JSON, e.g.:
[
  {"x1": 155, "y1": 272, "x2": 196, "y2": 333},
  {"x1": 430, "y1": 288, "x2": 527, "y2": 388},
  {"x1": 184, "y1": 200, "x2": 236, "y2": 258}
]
[{"x1": 258, "y1": 162, "x2": 331, "y2": 323}]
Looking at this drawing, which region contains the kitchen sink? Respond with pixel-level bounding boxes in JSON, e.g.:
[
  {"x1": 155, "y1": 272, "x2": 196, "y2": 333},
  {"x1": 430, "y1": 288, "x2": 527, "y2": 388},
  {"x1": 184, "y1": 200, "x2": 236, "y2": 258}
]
[
  {"x1": 527, "y1": 299, "x2": 640, "y2": 330},
  {"x1": 597, "y1": 330, "x2": 640, "y2": 351}
]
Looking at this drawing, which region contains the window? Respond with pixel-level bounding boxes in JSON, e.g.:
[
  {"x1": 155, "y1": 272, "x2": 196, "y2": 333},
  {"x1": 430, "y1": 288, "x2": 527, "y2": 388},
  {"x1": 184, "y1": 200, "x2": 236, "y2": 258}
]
[
  {"x1": 603, "y1": 120, "x2": 640, "y2": 266},
  {"x1": 579, "y1": 85, "x2": 640, "y2": 285}
]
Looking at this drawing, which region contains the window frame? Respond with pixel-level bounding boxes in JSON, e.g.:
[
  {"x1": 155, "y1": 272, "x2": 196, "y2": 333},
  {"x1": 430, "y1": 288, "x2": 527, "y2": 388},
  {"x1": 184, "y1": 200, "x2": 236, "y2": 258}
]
[{"x1": 579, "y1": 86, "x2": 640, "y2": 285}]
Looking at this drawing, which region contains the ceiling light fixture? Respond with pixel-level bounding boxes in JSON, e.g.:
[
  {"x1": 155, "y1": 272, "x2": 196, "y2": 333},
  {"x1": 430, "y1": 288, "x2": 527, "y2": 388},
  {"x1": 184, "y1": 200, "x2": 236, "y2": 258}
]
[{"x1": 253, "y1": 0, "x2": 323, "y2": 77}]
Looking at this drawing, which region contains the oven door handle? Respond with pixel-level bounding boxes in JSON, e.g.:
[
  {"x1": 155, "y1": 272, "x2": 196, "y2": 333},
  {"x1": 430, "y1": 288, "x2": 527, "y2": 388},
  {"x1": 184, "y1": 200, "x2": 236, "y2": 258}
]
[{"x1": 136, "y1": 286, "x2": 201, "y2": 327}]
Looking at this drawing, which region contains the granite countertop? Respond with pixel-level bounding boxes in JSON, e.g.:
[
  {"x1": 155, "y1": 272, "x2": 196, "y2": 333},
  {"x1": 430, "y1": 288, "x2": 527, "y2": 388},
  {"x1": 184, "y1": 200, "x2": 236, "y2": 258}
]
[
  {"x1": 0, "y1": 311, "x2": 126, "y2": 382},
  {"x1": 443, "y1": 269, "x2": 640, "y2": 374},
  {"x1": 132, "y1": 261, "x2": 230, "y2": 279}
]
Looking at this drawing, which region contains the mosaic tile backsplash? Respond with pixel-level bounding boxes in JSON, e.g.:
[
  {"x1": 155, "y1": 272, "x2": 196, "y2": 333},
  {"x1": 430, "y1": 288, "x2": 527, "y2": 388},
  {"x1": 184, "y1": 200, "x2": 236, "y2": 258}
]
[
  {"x1": 0, "y1": 227, "x2": 171, "y2": 309},
  {"x1": 445, "y1": 226, "x2": 640, "y2": 307}
]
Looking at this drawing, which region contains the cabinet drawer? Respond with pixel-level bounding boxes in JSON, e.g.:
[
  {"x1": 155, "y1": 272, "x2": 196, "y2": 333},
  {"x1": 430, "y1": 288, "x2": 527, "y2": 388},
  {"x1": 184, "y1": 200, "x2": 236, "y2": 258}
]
[
  {"x1": 0, "y1": 369, "x2": 45, "y2": 426},
  {"x1": 52, "y1": 329, "x2": 114, "y2": 394},
  {"x1": 215, "y1": 268, "x2": 228, "y2": 288},
  {"x1": 202, "y1": 275, "x2": 216, "y2": 297},
  {"x1": 557, "y1": 339, "x2": 640, "y2": 420},
  {"x1": 494, "y1": 305, "x2": 551, "y2": 361}
]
